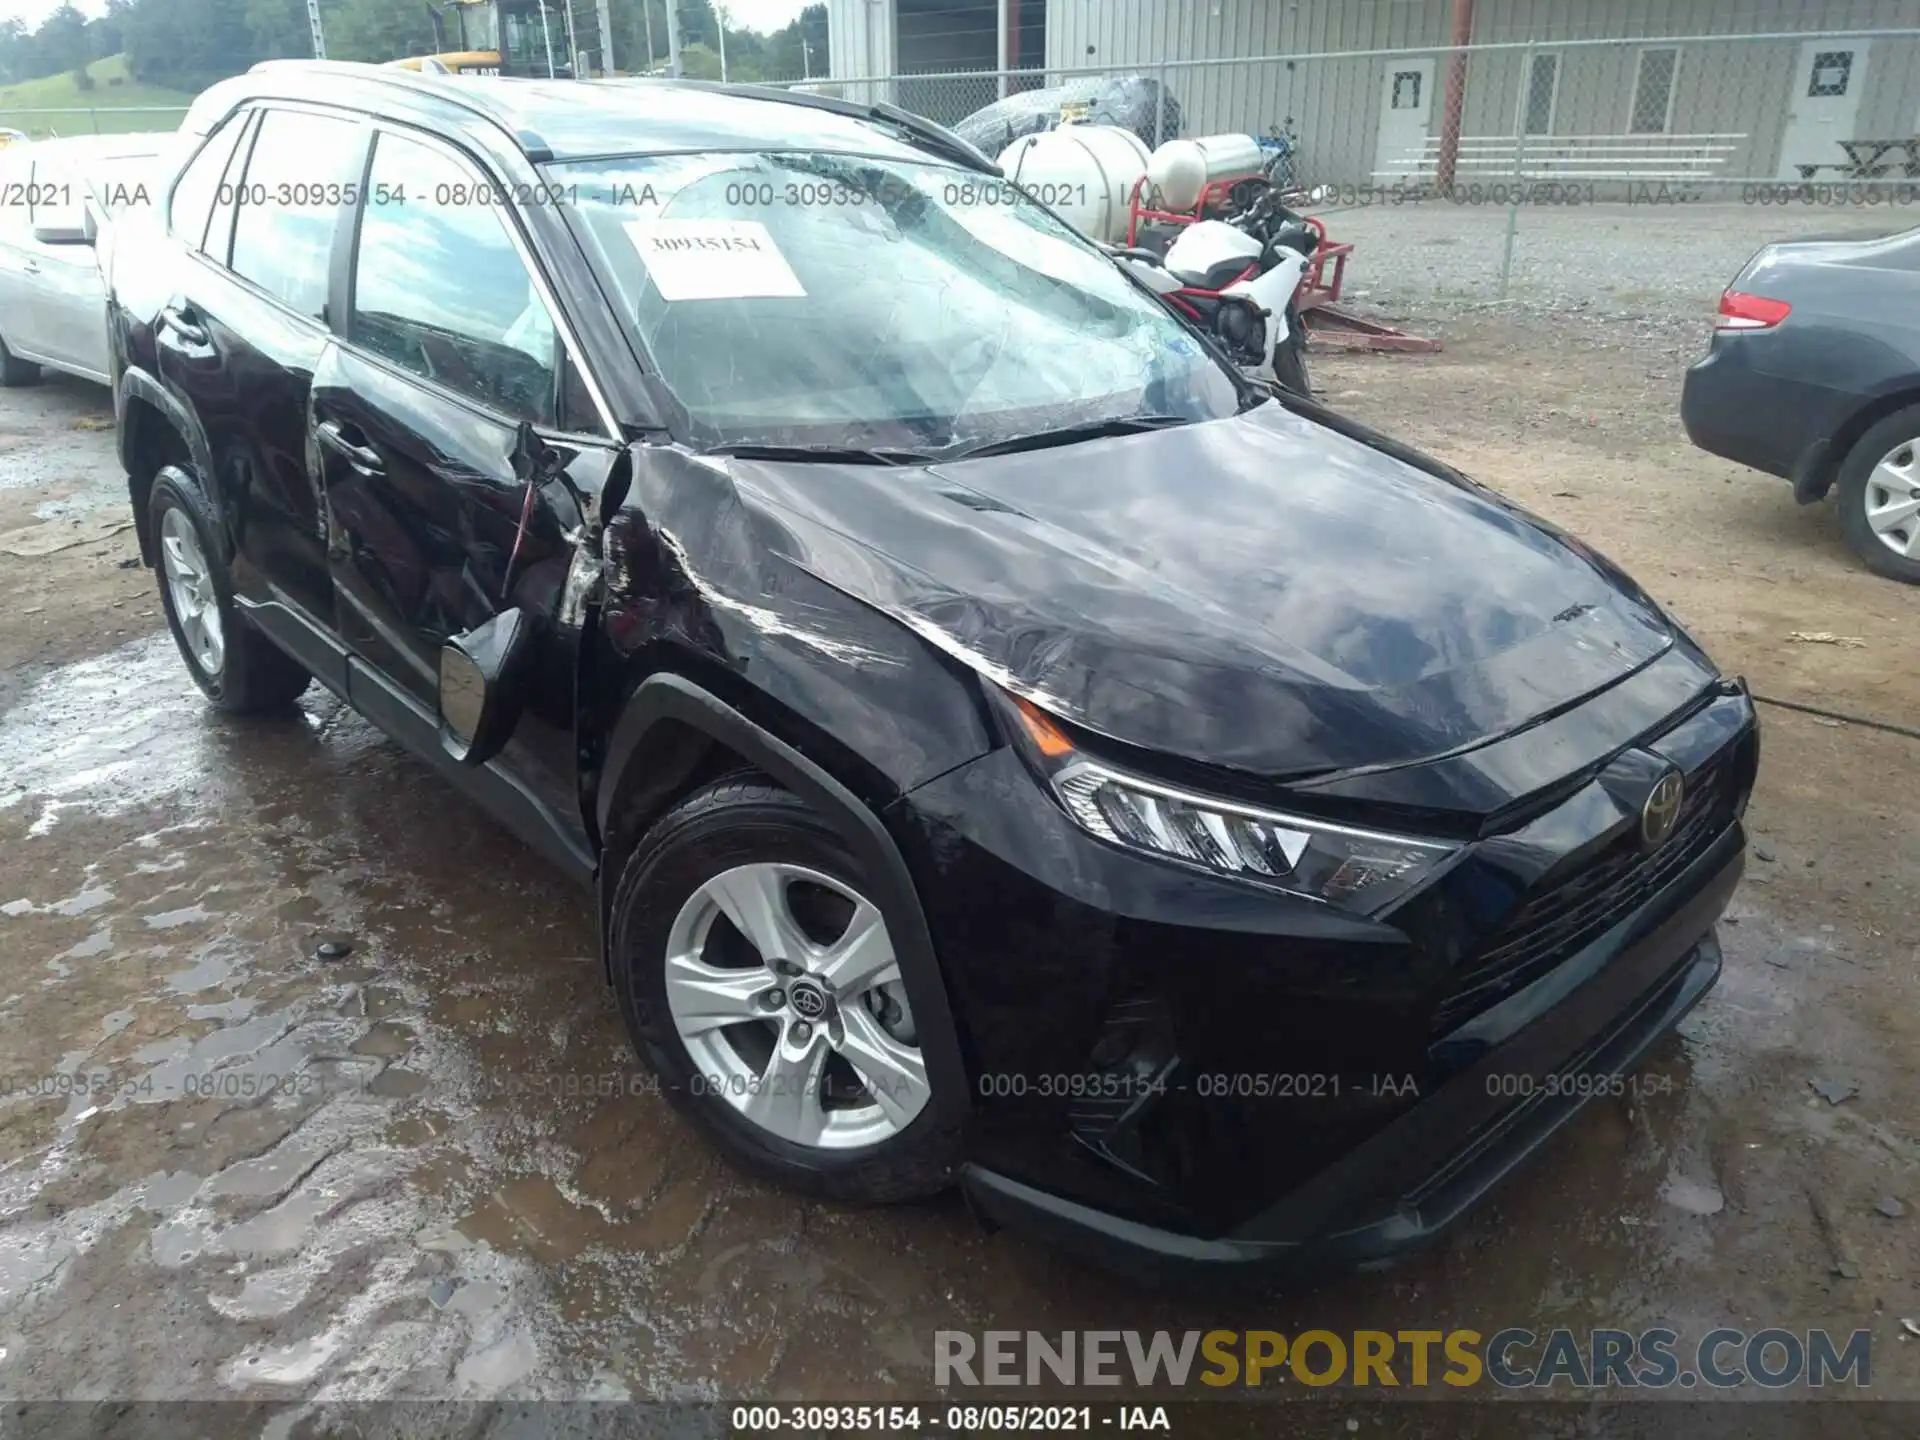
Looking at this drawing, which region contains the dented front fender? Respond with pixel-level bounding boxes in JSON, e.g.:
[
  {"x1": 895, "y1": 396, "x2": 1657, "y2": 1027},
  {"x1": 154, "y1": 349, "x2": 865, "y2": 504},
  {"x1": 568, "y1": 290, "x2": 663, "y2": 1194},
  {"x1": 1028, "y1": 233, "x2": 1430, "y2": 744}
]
[{"x1": 589, "y1": 443, "x2": 995, "y2": 815}]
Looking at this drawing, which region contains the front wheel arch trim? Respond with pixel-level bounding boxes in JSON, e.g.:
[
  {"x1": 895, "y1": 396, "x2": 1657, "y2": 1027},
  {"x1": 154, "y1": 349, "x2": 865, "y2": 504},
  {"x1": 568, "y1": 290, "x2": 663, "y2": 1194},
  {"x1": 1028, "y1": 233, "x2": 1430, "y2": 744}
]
[
  {"x1": 119, "y1": 366, "x2": 222, "y2": 566},
  {"x1": 595, "y1": 673, "x2": 971, "y2": 1128}
]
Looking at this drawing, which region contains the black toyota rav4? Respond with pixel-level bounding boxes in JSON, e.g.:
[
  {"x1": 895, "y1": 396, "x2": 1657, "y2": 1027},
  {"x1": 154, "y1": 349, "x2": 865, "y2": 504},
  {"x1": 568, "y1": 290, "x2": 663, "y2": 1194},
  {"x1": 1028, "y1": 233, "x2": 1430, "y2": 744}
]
[{"x1": 110, "y1": 62, "x2": 1756, "y2": 1276}]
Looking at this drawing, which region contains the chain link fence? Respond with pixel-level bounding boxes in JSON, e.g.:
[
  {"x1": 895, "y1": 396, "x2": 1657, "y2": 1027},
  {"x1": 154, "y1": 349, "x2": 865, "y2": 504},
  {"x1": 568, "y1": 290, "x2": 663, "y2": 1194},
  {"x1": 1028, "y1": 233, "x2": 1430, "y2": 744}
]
[
  {"x1": 800, "y1": 27, "x2": 1920, "y2": 312},
  {"x1": 818, "y1": 29, "x2": 1920, "y2": 188},
  {"x1": 0, "y1": 104, "x2": 188, "y2": 139}
]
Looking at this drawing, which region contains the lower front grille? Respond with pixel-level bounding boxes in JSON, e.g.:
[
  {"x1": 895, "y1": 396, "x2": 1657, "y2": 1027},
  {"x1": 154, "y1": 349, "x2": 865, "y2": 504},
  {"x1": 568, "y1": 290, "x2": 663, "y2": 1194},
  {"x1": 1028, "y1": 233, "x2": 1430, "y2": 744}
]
[{"x1": 1432, "y1": 750, "x2": 1737, "y2": 1034}]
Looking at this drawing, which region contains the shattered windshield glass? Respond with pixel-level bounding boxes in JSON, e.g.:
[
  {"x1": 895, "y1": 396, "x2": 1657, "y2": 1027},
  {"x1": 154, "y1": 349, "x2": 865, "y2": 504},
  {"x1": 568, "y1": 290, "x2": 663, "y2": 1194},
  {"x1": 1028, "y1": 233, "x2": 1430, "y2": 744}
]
[{"x1": 549, "y1": 151, "x2": 1243, "y2": 452}]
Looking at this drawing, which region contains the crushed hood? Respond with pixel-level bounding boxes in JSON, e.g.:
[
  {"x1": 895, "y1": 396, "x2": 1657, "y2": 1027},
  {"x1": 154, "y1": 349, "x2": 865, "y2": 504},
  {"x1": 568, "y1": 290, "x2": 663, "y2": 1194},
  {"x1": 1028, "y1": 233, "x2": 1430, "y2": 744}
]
[{"x1": 726, "y1": 402, "x2": 1673, "y2": 779}]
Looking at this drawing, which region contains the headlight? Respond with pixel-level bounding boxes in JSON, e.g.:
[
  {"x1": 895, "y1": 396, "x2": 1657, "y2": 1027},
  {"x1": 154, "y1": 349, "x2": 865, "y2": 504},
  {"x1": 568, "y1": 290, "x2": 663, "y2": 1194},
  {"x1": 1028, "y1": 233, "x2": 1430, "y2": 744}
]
[{"x1": 1001, "y1": 693, "x2": 1458, "y2": 914}]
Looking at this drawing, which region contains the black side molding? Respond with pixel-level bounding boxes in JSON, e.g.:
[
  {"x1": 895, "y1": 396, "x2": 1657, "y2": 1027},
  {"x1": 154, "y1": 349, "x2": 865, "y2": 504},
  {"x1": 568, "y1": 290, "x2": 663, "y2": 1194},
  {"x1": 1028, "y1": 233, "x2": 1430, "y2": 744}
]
[
  {"x1": 597, "y1": 674, "x2": 971, "y2": 1127},
  {"x1": 235, "y1": 595, "x2": 351, "y2": 698},
  {"x1": 345, "y1": 654, "x2": 597, "y2": 888},
  {"x1": 1791, "y1": 435, "x2": 1835, "y2": 504}
]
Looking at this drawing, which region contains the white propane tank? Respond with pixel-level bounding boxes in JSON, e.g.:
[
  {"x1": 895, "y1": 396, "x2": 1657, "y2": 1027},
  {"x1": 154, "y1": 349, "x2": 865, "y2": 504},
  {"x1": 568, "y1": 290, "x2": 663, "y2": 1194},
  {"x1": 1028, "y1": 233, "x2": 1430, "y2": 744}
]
[
  {"x1": 994, "y1": 124, "x2": 1152, "y2": 243},
  {"x1": 1146, "y1": 133, "x2": 1269, "y2": 211}
]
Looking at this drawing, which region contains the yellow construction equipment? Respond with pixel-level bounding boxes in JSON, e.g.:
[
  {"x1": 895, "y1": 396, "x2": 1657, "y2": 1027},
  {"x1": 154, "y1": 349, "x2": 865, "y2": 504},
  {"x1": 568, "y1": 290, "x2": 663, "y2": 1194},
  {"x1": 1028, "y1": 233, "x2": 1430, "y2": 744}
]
[{"x1": 389, "y1": 0, "x2": 571, "y2": 78}]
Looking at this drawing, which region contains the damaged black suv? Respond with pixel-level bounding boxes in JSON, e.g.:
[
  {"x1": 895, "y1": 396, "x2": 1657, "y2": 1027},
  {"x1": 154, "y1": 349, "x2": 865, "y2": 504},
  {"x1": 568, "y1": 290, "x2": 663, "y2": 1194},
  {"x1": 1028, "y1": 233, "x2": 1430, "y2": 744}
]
[{"x1": 110, "y1": 63, "x2": 1756, "y2": 1276}]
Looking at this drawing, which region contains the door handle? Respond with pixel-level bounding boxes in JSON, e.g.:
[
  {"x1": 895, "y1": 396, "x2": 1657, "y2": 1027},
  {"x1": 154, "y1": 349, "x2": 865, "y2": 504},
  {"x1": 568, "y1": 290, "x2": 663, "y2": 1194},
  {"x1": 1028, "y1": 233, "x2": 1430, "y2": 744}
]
[
  {"x1": 21, "y1": 259, "x2": 38, "y2": 275},
  {"x1": 158, "y1": 304, "x2": 208, "y2": 346},
  {"x1": 315, "y1": 419, "x2": 386, "y2": 477}
]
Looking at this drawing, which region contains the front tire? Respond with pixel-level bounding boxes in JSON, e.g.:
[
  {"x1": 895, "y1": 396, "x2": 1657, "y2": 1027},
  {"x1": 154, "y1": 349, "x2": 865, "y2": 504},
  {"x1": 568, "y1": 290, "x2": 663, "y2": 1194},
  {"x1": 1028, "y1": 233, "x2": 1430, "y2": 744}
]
[
  {"x1": 149, "y1": 467, "x2": 312, "y2": 711},
  {"x1": 1273, "y1": 319, "x2": 1311, "y2": 397},
  {"x1": 1836, "y1": 408, "x2": 1920, "y2": 584},
  {"x1": 609, "y1": 777, "x2": 959, "y2": 1203}
]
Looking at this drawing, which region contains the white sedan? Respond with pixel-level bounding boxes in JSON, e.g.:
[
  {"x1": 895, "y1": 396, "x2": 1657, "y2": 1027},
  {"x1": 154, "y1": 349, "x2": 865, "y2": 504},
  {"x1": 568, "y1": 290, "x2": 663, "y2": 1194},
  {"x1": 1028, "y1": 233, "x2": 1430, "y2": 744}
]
[{"x1": 0, "y1": 133, "x2": 168, "y2": 386}]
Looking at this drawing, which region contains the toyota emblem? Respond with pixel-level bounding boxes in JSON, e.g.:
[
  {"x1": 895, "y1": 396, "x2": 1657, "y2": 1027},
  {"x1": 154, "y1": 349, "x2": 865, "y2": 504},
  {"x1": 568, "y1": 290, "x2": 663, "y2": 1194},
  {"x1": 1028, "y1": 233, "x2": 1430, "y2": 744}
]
[
  {"x1": 788, "y1": 980, "x2": 829, "y2": 1020},
  {"x1": 1640, "y1": 770, "x2": 1685, "y2": 849}
]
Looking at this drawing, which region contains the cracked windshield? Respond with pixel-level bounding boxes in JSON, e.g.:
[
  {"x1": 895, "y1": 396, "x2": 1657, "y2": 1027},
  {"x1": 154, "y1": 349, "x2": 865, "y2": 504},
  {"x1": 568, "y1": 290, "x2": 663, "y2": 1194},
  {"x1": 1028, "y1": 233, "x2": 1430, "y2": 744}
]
[{"x1": 554, "y1": 151, "x2": 1243, "y2": 451}]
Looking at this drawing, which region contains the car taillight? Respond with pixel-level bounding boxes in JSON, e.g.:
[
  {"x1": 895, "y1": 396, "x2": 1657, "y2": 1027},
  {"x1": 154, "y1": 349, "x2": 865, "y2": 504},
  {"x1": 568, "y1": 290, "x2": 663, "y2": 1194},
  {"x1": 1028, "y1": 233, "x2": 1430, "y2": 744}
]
[{"x1": 1716, "y1": 289, "x2": 1791, "y2": 330}]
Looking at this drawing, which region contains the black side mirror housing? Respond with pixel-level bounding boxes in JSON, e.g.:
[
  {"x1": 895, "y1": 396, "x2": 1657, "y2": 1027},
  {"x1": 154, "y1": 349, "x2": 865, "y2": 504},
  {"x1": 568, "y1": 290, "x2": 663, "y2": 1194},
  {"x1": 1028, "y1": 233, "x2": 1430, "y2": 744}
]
[
  {"x1": 438, "y1": 607, "x2": 536, "y2": 766},
  {"x1": 32, "y1": 212, "x2": 94, "y2": 246},
  {"x1": 1273, "y1": 222, "x2": 1319, "y2": 257}
]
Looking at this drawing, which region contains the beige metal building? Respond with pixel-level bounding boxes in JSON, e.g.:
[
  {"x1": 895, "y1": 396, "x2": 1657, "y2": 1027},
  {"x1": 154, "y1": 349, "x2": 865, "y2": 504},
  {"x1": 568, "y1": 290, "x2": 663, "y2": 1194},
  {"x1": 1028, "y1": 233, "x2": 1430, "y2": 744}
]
[{"x1": 825, "y1": 0, "x2": 1920, "y2": 185}]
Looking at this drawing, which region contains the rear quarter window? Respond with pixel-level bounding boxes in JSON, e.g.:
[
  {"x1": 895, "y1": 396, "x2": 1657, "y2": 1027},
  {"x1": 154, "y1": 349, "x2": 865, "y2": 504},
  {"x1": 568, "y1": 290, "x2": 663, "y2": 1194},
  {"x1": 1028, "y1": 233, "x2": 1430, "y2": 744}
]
[{"x1": 168, "y1": 116, "x2": 247, "y2": 251}]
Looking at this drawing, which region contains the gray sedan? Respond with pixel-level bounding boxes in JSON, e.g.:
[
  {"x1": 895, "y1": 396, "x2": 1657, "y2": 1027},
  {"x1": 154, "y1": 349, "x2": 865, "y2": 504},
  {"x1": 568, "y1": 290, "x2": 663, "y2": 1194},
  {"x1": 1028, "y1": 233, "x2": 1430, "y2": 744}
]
[
  {"x1": 1682, "y1": 226, "x2": 1920, "y2": 585},
  {"x1": 0, "y1": 134, "x2": 166, "y2": 387}
]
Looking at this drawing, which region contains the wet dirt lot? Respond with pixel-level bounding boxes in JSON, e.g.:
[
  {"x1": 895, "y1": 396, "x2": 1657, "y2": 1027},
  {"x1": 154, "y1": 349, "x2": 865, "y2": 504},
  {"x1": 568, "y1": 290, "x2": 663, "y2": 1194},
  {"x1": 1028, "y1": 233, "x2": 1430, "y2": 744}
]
[{"x1": 0, "y1": 310, "x2": 1916, "y2": 1427}]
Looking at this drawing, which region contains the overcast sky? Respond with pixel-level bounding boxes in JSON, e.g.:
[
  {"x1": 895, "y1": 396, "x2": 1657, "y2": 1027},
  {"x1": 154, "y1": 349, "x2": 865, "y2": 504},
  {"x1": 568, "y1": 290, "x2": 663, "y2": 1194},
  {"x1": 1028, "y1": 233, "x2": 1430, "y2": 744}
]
[
  {"x1": 0, "y1": 0, "x2": 814, "y2": 32},
  {"x1": 715, "y1": 0, "x2": 812, "y2": 33}
]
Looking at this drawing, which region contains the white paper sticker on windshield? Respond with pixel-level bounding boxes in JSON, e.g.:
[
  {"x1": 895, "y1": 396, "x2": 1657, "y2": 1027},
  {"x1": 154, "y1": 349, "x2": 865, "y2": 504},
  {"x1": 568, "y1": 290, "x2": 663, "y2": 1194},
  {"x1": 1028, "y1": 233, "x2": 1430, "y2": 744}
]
[{"x1": 623, "y1": 218, "x2": 806, "y2": 301}]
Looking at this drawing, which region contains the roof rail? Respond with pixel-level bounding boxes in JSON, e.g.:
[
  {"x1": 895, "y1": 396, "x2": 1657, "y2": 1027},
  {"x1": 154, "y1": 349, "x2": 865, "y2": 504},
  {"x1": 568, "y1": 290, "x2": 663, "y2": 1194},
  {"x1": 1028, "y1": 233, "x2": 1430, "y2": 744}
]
[
  {"x1": 244, "y1": 59, "x2": 555, "y2": 161},
  {"x1": 647, "y1": 78, "x2": 1000, "y2": 175},
  {"x1": 250, "y1": 59, "x2": 375, "y2": 75}
]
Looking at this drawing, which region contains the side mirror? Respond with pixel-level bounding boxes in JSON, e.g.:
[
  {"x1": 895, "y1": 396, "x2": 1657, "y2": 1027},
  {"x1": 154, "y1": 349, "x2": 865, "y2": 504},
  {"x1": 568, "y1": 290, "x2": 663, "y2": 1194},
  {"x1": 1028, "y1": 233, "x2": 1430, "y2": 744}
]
[
  {"x1": 438, "y1": 607, "x2": 536, "y2": 766},
  {"x1": 32, "y1": 214, "x2": 93, "y2": 246},
  {"x1": 1273, "y1": 222, "x2": 1319, "y2": 257}
]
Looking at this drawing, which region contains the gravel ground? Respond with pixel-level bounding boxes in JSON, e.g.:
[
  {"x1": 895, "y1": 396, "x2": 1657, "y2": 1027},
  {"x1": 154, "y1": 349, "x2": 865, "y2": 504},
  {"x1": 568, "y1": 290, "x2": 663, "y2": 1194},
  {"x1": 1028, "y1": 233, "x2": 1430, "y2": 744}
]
[{"x1": 1313, "y1": 199, "x2": 1911, "y2": 344}]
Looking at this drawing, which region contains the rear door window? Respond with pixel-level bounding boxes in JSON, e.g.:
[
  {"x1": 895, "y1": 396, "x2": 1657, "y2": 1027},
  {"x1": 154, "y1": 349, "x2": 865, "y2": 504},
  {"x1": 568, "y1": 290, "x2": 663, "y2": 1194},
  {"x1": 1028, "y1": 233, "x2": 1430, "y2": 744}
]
[{"x1": 229, "y1": 108, "x2": 363, "y2": 320}]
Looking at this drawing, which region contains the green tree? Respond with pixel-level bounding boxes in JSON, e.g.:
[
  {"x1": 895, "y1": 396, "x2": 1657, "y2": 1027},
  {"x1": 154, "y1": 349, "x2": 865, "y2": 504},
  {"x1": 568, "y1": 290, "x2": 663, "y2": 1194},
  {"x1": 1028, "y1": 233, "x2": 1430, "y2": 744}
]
[
  {"x1": 88, "y1": 0, "x2": 135, "y2": 62},
  {"x1": 616, "y1": 0, "x2": 669, "y2": 73},
  {"x1": 604, "y1": 0, "x2": 824, "y2": 82},
  {"x1": 675, "y1": 0, "x2": 716, "y2": 51},
  {"x1": 35, "y1": 4, "x2": 90, "y2": 77},
  {"x1": 323, "y1": 0, "x2": 437, "y2": 65},
  {"x1": 124, "y1": 0, "x2": 260, "y2": 89},
  {"x1": 246, "y1": 0, "x2": 314, "y2": 60},
  {"x1": 759, "y1": 2, "x2": 823, "y2": 82},
  {"x1": 0, "y1": 19, "x2": 28, "y2": 83},
  {"x1": 672, "y1": 40, "x2": 715, "y2": 78}
]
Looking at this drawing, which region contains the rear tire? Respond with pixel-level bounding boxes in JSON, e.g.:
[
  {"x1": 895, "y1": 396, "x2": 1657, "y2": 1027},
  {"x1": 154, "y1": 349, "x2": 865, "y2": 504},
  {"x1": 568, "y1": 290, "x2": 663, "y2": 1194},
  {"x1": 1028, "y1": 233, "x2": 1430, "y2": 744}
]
[
  {"x1": 1836, "y1": 407, "x2": 1920, "y2": 585},
  {"x1": 149, "y1": 466, "x2": 312, "y2": 712},
  {"x1": 609, "y1": 776, "x2": 959, "y2": 1203},
  {"x1": 0, "y1": 333, "x2": 39, "y2": 387}
]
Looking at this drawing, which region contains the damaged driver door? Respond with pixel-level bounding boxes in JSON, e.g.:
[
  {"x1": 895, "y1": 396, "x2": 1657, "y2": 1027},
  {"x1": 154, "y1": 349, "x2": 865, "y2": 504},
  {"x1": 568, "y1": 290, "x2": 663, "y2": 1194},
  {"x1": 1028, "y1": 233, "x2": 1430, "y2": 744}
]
[{"x1": 310, "y1": 125, "x2": 613, "y2": 873}]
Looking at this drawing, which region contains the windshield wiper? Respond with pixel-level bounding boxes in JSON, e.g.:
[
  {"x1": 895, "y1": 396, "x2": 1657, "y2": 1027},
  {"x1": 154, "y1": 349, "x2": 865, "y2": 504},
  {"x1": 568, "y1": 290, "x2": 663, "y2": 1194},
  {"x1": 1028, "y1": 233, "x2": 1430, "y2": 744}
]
[
  {"x1": 868, "y1": 108, "x2": 999, "y2": 174},
  {"x1": 702, "y1": 442, "x2": 934, "y2": 466},
  {"x1": 938, "y1": 414, "x2": 1193, "y2": 461}
]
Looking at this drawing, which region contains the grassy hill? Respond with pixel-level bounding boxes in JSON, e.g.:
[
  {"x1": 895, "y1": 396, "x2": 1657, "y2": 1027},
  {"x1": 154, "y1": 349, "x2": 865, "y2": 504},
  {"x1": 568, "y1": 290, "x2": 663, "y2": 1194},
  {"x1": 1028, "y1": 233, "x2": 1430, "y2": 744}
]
[{"x1": 0, "y1": 56, "x2": 196, "y2": 139}]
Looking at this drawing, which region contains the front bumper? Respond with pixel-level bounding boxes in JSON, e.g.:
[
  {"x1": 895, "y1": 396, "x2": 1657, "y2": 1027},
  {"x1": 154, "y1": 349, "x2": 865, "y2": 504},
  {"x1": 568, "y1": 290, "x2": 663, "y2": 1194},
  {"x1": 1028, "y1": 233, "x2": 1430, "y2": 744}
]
[
  {"x1": 894, "y1": 682, "x2": 1755, "y2": 1276},
  {"x1": 960, "y1": 837, "x2": 1735, "y2": 1279}
]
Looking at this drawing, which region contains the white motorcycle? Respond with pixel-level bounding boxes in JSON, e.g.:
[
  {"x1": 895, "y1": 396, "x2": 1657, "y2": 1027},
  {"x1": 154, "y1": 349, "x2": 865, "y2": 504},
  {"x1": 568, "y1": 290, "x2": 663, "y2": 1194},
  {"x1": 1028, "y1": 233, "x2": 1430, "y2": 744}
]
[{"x1": 1110, "y1": 209, "x2": 1318, "y2": 395}]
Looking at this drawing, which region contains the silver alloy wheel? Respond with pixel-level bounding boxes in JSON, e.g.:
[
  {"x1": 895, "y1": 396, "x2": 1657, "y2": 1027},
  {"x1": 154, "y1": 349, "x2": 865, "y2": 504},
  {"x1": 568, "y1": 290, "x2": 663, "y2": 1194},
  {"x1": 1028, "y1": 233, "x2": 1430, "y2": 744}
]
[
  {"x1": 664, "y1": 862, "x2": 929, "y2": 1150},
  {"x1": 159, "y1": 507, "x2": 224, "y2": 675},
  {"x1": 1863, "y1": 438, "x2": 1920, "y2": 559}
]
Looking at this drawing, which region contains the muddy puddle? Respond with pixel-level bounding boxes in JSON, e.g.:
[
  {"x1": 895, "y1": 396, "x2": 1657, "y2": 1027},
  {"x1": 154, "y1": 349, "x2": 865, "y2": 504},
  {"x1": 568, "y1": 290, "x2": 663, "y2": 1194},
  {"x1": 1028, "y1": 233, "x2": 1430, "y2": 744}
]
[{"x1": 0, "y1": 637, "x2": 983, "y2": 1407}]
